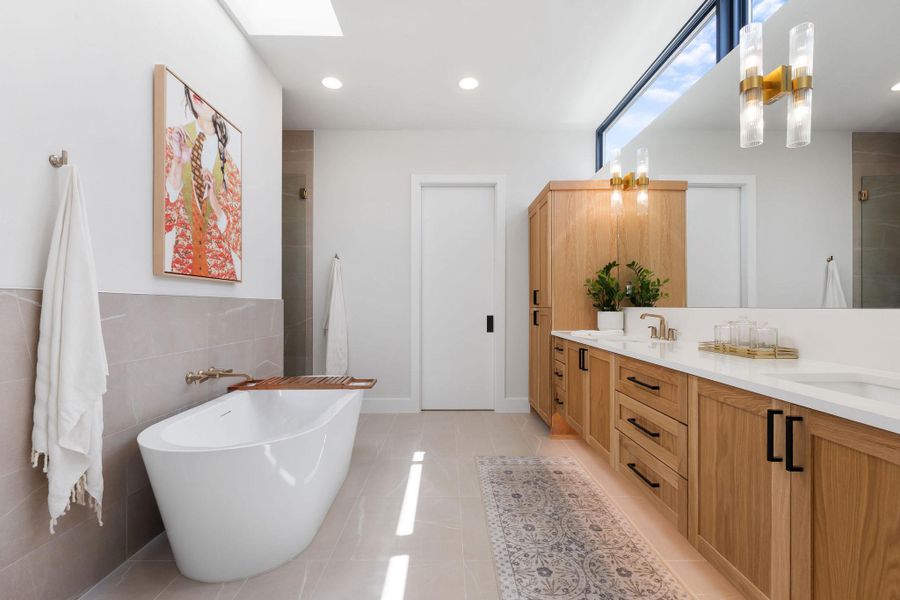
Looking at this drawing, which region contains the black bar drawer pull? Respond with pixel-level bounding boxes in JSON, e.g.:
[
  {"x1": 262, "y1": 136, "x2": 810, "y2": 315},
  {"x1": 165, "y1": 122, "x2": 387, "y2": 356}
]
[
  {"x1": 486, "y1": 315, "x2": 494, "y2": 333},
  {"x1": 627, "y1": 376, "x2": 660, "y2": 391},
  {"x1": 626, "y1": 463, "x2": 661, "y2": 488},
  {"x1": 766, "y1": 409, "x2": 784, "y2": 463},
  {"x1": 579, "y1": 348, "x2": 588, "y2": 371},
  {"x1": 627, "y1": 417, "x2": 661, "y2": 438},
  {"x1": 532, "y1": 289, "x2": 539, "y2": 305},
  {"x1": 785, "y1": 415, "x2": 804, "y2": 472},
  {"x1": 554, "y1": 370, "x2": 563, "y2": 378},
  {"x1": 533, "y1": 310, "x2": 538, "y2": 326},
  {"x1": 553, "y1": 345, "x2": 564, "y2": 353}
]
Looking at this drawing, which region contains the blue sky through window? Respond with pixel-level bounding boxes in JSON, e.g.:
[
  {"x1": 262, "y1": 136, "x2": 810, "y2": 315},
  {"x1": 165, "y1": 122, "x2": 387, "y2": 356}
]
[
  {"x1": 603, "y1": 15, "x2": 717, "y2": 159},
  {"x1": 752, "y1": 0, "x2": 788, "y2": 23}
]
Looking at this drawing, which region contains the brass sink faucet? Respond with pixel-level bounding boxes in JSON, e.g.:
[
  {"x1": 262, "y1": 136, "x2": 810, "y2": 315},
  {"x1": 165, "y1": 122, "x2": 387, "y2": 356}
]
[{"x1": 640, "y1": 313, "x2": 678, "y2": 341}]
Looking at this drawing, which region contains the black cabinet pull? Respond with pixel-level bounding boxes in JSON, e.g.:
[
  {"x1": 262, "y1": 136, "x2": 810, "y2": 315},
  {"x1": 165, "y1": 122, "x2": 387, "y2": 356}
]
[
  {"x1": 579, "y1": 348, "x2": 588, "y2": 371},
  {"x1": 533, "y1": 310, "x2": 538, "y2": 326},
  {"x1": 626, "y1": 463, "x2": 661, "y2": 488},
  {"x1": 626, "y1": 376, "x2": 660, "y2": 391},
  {"x1": 486, "y1": 315, "x2": 494, "y2": 333},
  {"x1": 554, "y1": 397, "x2": 564, "y2": 405},
  {"x1": 785, "y1": 416, "x2": 804, "y2": 472},
  {"x1": 553, "y1": 345, "x2": 564, "y2": 353},
  {"x1": 554, "y1": 370, "x2": 563, "y2": 378},
  {"x1": 532, "y1": 289, "x2": 539, "y2": 305},
  {"x1": 766, "y1": 409, "x2": 784, "y2": 463},
  {"x1": 627, "y1": 417, "x2": 661, "y2": 438}
]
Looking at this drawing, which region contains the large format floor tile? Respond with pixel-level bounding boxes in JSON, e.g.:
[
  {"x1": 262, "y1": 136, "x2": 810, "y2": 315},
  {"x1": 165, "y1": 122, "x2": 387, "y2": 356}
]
[{"x1": 78, "y1": 410, "x2": 741, "y2": 600}]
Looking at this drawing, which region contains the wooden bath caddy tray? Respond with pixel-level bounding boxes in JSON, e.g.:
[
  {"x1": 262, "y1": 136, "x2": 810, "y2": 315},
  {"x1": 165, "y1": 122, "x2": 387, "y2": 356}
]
[
  {"x1": 698, "y1": 342, "x2": 798, "y2": 359},
  {"x1": 229, "y1": 376, "x2": 377, "y2": 392}
]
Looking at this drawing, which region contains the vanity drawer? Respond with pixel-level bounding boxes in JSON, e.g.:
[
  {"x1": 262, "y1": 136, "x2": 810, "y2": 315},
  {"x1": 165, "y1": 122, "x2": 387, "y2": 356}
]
[
  {"x1": 616, "y1": 431, "x2": 688, "y2": 535},
  {"x1": 553, "y1": 381, "x2": 566, "y2": 411},
  {"x1": 615, "y1": 356, "x2": 688, "y2": 424},
  {"x1": 615, "y1": 392, "x2": 688, "y2": 477},
  {"x1": 552, "y1": 359, "x2": 566, "y2": 390},
  {"x1": 552, "y1": 339, "x2": 567, "y2": 363}
]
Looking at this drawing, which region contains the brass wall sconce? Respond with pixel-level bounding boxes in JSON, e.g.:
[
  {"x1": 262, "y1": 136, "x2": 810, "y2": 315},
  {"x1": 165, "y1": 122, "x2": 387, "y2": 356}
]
[
  {"x1": 739, "y1": 21, "x2": 814, "y2": 148},
  {"x1": 609, "y1": 147, "x2": 650, "y2": 216}
]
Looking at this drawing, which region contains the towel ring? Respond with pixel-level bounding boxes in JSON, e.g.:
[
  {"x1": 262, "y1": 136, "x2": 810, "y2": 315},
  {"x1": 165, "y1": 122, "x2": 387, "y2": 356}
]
[{"x1": 49, "y1": 150, "x2": 68, "y2": 168}]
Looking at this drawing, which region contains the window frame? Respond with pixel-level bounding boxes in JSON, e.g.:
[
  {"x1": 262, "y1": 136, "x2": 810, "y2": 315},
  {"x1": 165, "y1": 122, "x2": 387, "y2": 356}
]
[{"x1": 595, "y1": 0, "x2": 751, "y2": 170}]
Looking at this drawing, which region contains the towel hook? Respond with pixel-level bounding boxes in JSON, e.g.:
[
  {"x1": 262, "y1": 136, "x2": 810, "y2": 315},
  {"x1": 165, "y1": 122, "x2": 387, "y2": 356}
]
[
  {"x1": 48, "y1": 150, "x2": 68, "y2": 168},
  {"x1": 826, "y1": 255, "x2": 833, "y2": 262},
  {"x1": 334, "y1": 253, "x2": 340, "y2": 259}
]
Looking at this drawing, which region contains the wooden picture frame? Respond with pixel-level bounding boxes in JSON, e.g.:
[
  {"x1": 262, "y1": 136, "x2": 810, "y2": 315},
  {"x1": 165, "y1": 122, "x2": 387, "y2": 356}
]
[{"x1": 153, "y1": 64, "x2": 243, "y2": 282}]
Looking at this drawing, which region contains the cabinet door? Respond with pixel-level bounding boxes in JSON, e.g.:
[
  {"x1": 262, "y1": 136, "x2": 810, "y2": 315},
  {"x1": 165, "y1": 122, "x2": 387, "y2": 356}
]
[
  {"x1": 537, "y1": 308, "x2": 552, "y2": 422},
  {"x1": 618, "y1": 188, "x2": 686, "y2": 307},
  {"x1": 563, "y1": 343, "x2": 586, "y2": 434},
  {"x1": 690, "y1": 379, "x2": 791, "y2": 600},
  {"x1": 528, "y1": 309, "x2": 539, "y2": 413},
  {"x1": 790, "y1": 407, "x2": 900, "y2": 600},
  {"x1": 528, "y1": 209, "x2": 540, "y2": 307},
  {"x1": 585, "y1": 348, "x2": 612, "y2": 457},
  {"x1": 538, "y1": 200, "x2": 550, "y2": 308}
]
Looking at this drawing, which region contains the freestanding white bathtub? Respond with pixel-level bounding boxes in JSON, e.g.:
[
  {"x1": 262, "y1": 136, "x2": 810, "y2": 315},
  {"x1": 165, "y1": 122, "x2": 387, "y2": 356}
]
[{"x1": 137, "y1": 388, "x2": 362, "y2": 582}]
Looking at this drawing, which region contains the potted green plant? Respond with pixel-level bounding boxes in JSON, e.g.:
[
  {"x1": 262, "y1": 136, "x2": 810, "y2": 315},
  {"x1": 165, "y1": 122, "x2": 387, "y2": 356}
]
[
  {"x1": 625, "y1": 261, "x2": 669, "y2": 307},
  {"x1": 584, "y1": 261, "x2": 626, "y2": 330}
]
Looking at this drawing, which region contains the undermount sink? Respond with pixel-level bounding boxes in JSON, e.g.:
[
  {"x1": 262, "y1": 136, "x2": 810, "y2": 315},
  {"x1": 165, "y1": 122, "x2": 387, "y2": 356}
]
[
  {"x1": 768, "y1": 372, "x2": 900, "y2": 403},
  {"x1": 569, "y1": 332, "x2": 668, "y2": 344}
]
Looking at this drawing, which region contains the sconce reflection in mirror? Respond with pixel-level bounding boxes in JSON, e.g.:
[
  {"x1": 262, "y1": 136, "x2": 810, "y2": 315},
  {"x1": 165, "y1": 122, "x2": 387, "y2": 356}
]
[
  {"x1": 609, "y1": 147, "x2": 650, "y2": 217},
  {"x1": 739, "y1": 21, "x2": 814, "y2": 149}
]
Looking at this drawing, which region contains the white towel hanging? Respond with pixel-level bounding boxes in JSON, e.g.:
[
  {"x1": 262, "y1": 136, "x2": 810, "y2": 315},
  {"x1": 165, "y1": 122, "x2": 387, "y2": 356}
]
[
  {"x1": 822, "y1": 256, "x2": 848, "y2": 309},
  {"x1": 324, "y1": 255, "x2": 349, "y2": 376},
  {"x1": 32, "y1": 165, "x2": 108, "y2": 533}
]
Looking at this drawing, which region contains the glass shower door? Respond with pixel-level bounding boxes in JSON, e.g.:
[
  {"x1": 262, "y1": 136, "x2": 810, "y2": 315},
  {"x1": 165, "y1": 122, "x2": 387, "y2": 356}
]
[{"x1": 860, "y1": 174, "x2": 900, "y2": 307}]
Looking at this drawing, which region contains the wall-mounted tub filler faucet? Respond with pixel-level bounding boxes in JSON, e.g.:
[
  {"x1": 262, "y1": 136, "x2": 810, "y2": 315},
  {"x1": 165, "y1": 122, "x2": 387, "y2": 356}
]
[
  {"x1": 185, "y1": 367, "x2": 253, "y2": 385},
  {"x1": 640, "y1": 313, "x2": 678, "y2": 341}
]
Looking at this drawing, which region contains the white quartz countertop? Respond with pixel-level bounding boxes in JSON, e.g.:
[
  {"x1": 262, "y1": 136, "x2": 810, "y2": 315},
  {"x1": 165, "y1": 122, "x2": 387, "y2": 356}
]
[{"x1": 552, "y1": 330, "x2": 900, "y2": 435}]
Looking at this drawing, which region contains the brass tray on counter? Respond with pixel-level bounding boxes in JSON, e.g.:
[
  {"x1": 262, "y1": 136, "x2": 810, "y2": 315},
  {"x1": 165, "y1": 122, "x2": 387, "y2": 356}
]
[{"x1": 698, "y1": 341, "x2": 799, "y2": 359}]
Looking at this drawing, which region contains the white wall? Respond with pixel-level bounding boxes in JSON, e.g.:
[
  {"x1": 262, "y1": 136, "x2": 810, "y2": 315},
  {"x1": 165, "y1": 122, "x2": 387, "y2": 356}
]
[
  {"x1": 313, "y1": 129, "x2": 594, "y2": 405},
  {"x1": 600, "y1": 129, "x2": 853, "y2": 308},
  {"x1": 0, "y1": 0, "x2": 282, "y2": 299}
]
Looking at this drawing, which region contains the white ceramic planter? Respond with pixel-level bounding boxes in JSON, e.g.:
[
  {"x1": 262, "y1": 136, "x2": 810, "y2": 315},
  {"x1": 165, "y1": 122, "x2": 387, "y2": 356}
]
[{"x1": 597, "y1": 310, "x2": 624, "y2": 331}]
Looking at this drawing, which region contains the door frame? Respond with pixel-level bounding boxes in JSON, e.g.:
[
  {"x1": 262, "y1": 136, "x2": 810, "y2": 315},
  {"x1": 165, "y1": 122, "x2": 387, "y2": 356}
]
[
  {"x1": 411, "y1": 175, "x2": 506, "y2": 411},
  {"x1": 661, "y1": 173, "x2": 758, "y2": 308}
]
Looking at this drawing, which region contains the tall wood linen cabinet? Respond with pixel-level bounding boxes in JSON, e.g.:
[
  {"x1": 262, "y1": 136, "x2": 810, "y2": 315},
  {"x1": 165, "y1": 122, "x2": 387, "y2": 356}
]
[{"x1": 527, "y1": 180, "x2": 687, "y2": 427}]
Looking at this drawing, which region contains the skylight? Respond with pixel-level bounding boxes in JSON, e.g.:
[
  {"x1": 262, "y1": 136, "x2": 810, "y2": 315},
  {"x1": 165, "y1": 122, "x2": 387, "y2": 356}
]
[
  {"x1": 220, "y1": 0, "x2": 343, "y2": 36},
  {"x1": 604, "y1": 15, "x2": 717, "y2": 155}
]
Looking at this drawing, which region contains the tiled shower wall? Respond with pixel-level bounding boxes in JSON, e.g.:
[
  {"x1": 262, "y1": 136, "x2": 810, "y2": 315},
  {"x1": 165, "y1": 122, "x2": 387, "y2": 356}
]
[
  {"x1": 0, "y1": 290, "x2": 283, "y2": 600},
  {"x1": 282, "y1": 131, "x2": 314, "y2": 375}
]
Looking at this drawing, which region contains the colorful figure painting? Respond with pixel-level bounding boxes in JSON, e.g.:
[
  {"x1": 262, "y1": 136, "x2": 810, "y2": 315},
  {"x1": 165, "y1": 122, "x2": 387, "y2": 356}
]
[{"x1": 153, "y1": 65, "x2": 242, "y2": 281}]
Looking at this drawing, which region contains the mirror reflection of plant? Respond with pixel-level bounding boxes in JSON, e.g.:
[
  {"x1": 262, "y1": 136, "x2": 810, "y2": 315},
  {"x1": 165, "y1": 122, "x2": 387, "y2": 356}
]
[
  {"x1": 584, "y1": 261, "x2": 626, "y2": 312},
  {"x1": 625, "y1": 261, "x2": 669, "y2": 307}
]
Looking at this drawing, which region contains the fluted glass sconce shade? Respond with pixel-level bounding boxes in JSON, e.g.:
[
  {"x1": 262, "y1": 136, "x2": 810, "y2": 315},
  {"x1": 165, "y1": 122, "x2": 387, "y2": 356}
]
[
  {"x1": 636, "y1": 147, "x2": 649, "y2": 181},
  {"x1": 787, "y1": 22, "x2": 814, "y2": 148},
  {"x1": 610, "y1": 189, "x2": 623, "y2": 217},
  {"x1": 739, "y1": 23, "x2": 764, "y2": 148},
  {"x1": 636, "y1": 190, "x2": 649, "y2": 216},
  {"x1": 609, "y1": 148, "x2": 623, "y2": 180}
]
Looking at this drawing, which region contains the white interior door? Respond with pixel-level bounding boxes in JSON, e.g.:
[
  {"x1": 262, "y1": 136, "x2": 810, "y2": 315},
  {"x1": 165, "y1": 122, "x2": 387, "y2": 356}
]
[
  {"x1": 687, "y1": 186, "x2": 743, "y2": 307},
  {"x1": 421, "y1": 185, "x2": 495, "y2": 410}
]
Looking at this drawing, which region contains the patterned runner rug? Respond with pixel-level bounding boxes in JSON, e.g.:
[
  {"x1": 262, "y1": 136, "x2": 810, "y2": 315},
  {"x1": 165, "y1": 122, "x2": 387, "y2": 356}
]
[{"x1": 477, "y1": 456, "x2": 691, "y2": 600}]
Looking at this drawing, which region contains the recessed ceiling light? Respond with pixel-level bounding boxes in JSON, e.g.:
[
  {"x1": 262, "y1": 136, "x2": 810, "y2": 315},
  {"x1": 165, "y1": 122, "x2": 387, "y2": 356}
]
[
  {"x1": 321, "y1": 77, "x2": 343, "y2": 90},
  {"x1": 219, "y1": 0, "x2": 343, "y2": 36},
  {"x1": 892, "y1": 82, "x2": 900, "y2": 92},
  {"x1": 458, "y1": 77, "x2": 479, "y2": 90}
]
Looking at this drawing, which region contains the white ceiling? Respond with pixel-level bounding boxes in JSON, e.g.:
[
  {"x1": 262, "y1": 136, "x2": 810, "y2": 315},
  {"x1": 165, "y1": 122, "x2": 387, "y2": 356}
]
[{"x1": 240, "y1": 0, "x2": 702, "y2": 130}]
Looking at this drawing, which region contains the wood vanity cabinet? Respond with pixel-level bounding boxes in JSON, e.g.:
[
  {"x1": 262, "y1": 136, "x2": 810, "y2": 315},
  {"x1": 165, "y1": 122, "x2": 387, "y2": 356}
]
[
  {"x1": 563, "y1": 342, "x2": 587, "y2": 435},
  {"x1": 584, "y1": 348, "x2": 612, "y2": 457},
  {"x1": 528, "y1": 307, "x2": 552, "y2": 422},
  {"x1": 789, "y1": 406, "x2": 900, "y2": 600},
  {"x1": 689, "y1": 379, "x2": 791, "y2": 600}
]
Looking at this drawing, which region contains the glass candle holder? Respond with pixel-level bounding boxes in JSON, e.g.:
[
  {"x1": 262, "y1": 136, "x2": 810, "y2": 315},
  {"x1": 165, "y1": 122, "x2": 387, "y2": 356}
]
[
  {"x1": 714, "y1": 323, "x2": 732, "y2": 349},
  {"x1": 750, "y1": 325, "x2": 778, "y2": 350},
  {"x1": 729, "y1": 318, "x2": 756, "y2": 348}
]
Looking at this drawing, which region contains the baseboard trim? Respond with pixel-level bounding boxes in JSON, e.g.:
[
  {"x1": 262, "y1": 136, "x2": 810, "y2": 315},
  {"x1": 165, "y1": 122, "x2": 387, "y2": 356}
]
[
  {"x1": 495, "y1": 397, "x2": 530, "y2": 413},
  {"x1": 361, "y1": 397, "x2": 420, "y2": 413}
]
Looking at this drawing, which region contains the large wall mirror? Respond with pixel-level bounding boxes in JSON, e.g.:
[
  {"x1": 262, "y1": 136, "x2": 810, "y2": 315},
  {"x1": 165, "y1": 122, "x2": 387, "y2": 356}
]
[{"x1": 602, "y1": 0, "x2": 900, "y2": 309}]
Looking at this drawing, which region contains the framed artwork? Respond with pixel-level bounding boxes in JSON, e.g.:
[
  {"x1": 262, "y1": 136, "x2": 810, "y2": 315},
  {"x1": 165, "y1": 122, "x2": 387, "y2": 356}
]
[{"x1": 153, "y1": 65, "x2": 242, "y2": 282}]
